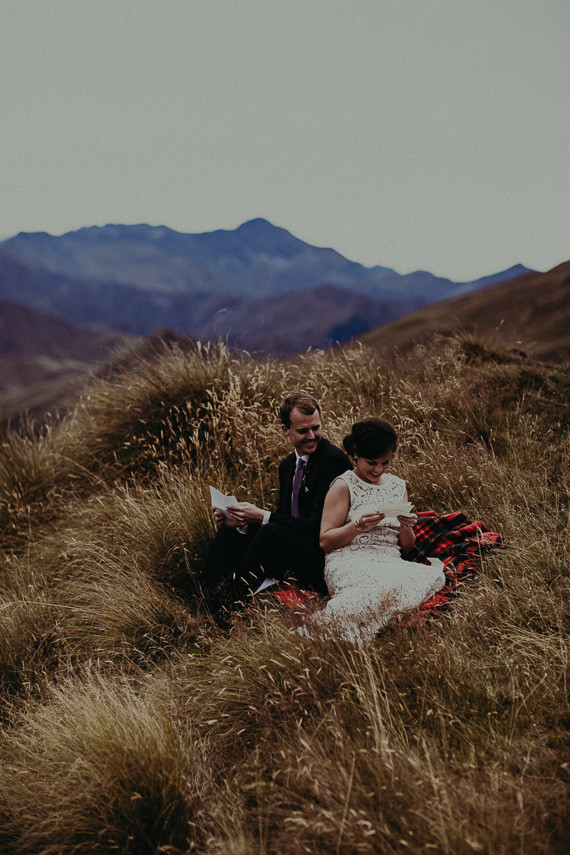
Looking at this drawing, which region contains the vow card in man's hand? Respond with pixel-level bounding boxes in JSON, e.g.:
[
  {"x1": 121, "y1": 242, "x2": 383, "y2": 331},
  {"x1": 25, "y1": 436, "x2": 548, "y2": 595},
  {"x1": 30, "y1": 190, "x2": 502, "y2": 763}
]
[{"x1": 209, "y1": 486, "x2": 239, "y2": 519}]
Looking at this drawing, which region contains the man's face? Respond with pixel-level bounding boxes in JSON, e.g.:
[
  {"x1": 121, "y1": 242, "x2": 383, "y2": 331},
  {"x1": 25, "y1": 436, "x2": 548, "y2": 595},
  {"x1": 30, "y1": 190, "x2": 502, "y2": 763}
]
[{"x1": 282, "y1": 407, "x2": 322, "y2": 456}]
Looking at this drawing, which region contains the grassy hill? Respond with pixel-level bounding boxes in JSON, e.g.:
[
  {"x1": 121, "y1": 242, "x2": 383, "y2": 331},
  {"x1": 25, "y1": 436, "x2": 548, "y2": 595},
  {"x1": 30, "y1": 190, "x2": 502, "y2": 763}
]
[
  {"x1": 360, "y1": 260, "x2": 570, "y2": 362},
  {"x1": 0, "y1": 335, "x2": 567, "y2": 854}
]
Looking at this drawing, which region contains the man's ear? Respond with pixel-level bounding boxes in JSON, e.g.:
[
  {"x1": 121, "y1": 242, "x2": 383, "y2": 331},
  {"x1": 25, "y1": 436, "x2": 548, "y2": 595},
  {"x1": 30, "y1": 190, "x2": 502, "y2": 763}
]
[{"x1": 281, "y1": 423, "x2": 289, "y2": 436}]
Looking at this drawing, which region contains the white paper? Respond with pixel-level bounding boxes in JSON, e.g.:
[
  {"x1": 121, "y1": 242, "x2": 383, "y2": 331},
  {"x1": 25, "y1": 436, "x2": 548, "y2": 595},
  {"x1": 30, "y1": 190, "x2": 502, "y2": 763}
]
[
  {"x1": 253, "y1": 578, "x2": 278, "y2": 595},
  {"x1": 377, "y1": 502, "x2": 414, "y2": 517},
  {"x1": 209, "y1": 486, "x2": 239, "y2": 519}
]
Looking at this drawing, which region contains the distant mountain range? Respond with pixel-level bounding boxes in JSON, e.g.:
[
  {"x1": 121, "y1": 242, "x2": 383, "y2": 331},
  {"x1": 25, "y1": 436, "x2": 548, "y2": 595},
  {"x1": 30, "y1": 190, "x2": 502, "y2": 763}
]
[{"x1": 0, "y1": 219, "x2": 530, "y2": 353}]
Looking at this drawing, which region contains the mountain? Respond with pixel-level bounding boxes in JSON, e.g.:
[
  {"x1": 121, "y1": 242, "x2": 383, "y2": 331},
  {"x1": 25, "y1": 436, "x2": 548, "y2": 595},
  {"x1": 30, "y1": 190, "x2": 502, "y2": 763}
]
[
  {"x1": 0, "y1": 299, "x2": 134, "y2": 423},
  {"x1": 200, "y1": 284, "x2": 419, "y2": 353},
  {"x1": 1, "y1": 219, "x2": 397, "y2": 297},
  {"x1": 0, "y1": 219, "x2": 532, "y2": 353},
  {"x1": 0, "y1": 298, "x2": 131, "y2": 362},
  {"x1": 359, "y1": 261, "x2": 570, "y2": 363}
]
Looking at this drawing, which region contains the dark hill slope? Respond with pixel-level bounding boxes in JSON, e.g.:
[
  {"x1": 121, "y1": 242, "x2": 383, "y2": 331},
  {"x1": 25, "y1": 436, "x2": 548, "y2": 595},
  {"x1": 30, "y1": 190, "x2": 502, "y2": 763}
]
[
  {"x1": 359, "y1": 261, "x2": 570, "y2": 362},
  {"x1": 0, "y1": 298, "x2": 130, "y2": 362},
  {"x1": 0, "y1": 300, "x2": 134, "y2": 424}
]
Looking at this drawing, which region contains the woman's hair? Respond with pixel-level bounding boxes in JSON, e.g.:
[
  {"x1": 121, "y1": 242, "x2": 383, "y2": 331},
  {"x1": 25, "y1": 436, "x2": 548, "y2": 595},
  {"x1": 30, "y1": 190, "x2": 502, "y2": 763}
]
[{"x1": 342, "y1": 417, "x2": 398, "y2": 458}]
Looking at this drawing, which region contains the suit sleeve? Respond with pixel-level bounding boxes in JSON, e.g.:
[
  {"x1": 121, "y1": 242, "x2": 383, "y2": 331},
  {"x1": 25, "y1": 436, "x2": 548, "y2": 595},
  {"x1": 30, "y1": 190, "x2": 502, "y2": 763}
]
[{"x1": 268, "y1": 452, "x2": 350, "y2": 538}]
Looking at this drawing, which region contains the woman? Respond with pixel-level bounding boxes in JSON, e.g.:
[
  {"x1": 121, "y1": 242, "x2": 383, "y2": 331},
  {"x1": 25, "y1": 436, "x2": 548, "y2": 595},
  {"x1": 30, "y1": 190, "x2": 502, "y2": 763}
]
[{"x1": 306, "y1": 417, "x2": 445, "y2": 641}]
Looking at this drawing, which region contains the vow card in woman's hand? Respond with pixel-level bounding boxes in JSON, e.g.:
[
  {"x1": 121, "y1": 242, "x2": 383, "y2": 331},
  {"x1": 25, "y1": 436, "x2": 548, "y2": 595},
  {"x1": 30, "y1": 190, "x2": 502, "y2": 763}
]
[{"x1": 377, "y1": 502, "x2": 414, "y2": 516}]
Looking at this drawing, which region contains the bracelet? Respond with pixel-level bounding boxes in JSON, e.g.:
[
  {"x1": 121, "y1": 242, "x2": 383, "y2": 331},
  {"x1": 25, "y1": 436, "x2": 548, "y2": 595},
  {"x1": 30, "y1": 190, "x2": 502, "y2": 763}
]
[{"x1": 354, "y1": 519, "x2": 363, "y2": 532}]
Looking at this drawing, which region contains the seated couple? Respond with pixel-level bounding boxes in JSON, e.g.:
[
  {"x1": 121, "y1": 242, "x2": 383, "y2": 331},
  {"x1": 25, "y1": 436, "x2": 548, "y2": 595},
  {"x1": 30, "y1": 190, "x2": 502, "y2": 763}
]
[{"x1": 201, "y1": 392, "x2": 445, "y2": 640}]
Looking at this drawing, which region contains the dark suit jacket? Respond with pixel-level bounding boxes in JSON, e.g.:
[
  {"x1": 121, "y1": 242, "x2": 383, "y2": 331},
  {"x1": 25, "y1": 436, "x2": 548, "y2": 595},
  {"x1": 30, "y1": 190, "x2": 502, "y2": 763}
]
[{"x1": 269, "y1": 438, "x2": 352, "y2": 540}]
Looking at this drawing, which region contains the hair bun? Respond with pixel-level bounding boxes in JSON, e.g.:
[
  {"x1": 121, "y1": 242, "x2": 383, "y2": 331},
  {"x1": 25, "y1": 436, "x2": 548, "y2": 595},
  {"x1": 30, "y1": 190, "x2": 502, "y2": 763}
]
[{"x1": 342, "y1": 418, "x2": 398, "y2": 458}]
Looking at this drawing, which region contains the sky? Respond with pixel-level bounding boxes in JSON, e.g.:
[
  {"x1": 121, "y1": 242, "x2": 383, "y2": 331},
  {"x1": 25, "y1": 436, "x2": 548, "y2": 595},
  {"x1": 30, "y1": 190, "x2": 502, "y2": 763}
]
[{"x1": 1, "y1": 0, "x2": 568, "y2": 281}]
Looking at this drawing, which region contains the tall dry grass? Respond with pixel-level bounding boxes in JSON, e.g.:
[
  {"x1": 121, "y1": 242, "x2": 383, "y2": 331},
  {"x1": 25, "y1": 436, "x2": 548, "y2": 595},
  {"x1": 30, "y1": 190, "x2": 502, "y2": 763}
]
[{"x1": 0, "y1": 334, "x2": 567, "y2": 853}]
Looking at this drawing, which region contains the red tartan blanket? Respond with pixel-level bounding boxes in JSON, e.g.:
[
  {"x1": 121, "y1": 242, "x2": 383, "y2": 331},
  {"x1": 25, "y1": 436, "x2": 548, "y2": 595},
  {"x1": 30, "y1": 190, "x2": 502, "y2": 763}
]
[{"x1": 272, "y1": 511, "x2": 506, "y2": 626}]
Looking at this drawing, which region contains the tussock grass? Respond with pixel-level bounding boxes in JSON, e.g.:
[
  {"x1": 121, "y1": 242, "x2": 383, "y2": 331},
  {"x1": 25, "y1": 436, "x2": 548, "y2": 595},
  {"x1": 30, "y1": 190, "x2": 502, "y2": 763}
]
[
  {"x1": 0, "y1": 671, "x2": 212, "y2": 855},
  {"x1": 0, "y1": 474, "x2": 211, "y2": 708},
  {"x1": 0, "y1": 334, "x2": 567, "y2": 853}
]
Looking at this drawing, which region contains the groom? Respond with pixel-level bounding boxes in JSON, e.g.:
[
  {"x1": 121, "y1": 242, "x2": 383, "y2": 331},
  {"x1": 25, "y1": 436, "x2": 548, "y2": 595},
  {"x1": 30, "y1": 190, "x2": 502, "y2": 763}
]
[{"x1": 201, "y1": 392, "x2": 351, "y2": 616}]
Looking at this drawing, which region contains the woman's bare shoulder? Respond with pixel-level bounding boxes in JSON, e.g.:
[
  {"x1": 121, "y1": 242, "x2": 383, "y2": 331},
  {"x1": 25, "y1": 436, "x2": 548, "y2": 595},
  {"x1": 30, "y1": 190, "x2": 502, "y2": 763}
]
[{"x1": 327, "y1": 475, "x2": 351, "y2": 497}]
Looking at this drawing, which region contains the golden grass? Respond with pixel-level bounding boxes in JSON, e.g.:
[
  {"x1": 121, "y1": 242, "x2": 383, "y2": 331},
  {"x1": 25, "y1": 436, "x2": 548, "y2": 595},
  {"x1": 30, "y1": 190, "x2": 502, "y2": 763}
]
[{"x1": 0, "y1": 335, "x2": 567, "y2": 853}]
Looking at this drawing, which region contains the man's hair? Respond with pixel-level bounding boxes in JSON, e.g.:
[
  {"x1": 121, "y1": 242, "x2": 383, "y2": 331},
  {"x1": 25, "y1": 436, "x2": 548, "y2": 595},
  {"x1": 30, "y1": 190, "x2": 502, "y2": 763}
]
[{"x1": 279, "y1": 392, "x2": 321, "y2": 427}]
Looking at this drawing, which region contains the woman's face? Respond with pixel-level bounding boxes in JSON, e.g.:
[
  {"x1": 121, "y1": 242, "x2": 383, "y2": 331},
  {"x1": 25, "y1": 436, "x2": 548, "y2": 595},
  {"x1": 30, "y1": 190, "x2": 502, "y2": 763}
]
[{"x1": 354, "y1": 449, "x2": 394, "y2": 484}]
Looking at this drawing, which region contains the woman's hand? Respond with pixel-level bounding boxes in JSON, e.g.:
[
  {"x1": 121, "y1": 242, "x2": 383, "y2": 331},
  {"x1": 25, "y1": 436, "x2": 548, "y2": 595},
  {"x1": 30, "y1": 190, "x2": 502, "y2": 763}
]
[
  {"x1": 355, "y1": 511, "x2": 385, "y2": 532},
  {"x1": 397, "y1": 513, "x2": 418, "y2": 529},
  {"x1": 397, "y1": 513, "x2": 417, "y2": 553}
]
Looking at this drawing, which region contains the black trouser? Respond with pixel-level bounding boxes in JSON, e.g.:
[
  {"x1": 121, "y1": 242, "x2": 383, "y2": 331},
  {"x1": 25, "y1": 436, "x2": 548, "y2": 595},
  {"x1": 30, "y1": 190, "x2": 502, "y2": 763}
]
[{"x1": 201, "y1": 521, "x2": 327, "y2": 612}]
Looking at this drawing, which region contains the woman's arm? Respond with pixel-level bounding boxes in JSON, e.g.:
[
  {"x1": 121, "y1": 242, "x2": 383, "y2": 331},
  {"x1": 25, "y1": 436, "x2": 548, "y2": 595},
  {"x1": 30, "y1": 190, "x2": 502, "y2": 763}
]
[
  {"x1": 397, "y1": 489, "x2": 417, "y2": 553},
  {"x1": 320, "y1": 479, "x2": 384, "y2": 552}
]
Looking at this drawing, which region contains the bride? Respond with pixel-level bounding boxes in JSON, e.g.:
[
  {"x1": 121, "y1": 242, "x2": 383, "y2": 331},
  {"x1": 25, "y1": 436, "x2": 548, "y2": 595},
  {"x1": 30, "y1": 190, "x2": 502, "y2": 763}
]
[{"x1": 305, "y1": 417, "x2": 446, "y2": 641}]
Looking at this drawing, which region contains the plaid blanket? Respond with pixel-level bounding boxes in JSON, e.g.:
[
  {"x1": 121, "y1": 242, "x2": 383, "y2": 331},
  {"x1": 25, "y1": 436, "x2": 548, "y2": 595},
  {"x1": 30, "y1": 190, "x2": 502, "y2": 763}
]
[
  {"x1": 399, "y1": 510, "x2": 506, "y2": 624},
  {"x1": 272, "y1": 510, "x2": 506, "y2": 625}
]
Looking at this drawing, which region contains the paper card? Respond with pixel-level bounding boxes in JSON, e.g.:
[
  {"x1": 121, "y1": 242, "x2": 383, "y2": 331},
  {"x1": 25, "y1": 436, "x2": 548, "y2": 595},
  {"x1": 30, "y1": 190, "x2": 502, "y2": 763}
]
[
  {"x1": 377, "y1": 502, "x2": 414, "y2": 517},
  {"x1": 209, "y1": 486, "x2": 239, "y2": 519},
  {"x1": 253, "y1": 578, "x2": 278, "y2": 595}
]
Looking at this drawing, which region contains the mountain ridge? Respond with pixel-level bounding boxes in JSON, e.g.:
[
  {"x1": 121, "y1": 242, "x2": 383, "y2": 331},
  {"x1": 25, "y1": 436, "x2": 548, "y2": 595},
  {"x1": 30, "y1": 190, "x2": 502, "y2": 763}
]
[
  {"x1": 2, "y1": 219, "x2": 528, "y2": 295},
  {"x1": 0, "y1": 219, "x2": 533, "y2": 353}
]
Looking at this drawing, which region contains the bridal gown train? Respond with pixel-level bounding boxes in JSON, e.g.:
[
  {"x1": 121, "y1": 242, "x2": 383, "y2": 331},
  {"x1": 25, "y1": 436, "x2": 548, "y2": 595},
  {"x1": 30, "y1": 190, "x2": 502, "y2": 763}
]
[{"x1": 311, "y1": 470, "x2": 446, "y2": 641}]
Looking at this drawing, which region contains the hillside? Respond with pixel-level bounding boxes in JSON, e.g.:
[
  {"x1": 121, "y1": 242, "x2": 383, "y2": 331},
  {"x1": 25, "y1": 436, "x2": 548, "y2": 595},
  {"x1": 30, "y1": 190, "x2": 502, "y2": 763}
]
[
  {"x1": 0, "y1": 336, "x2": 566, "y2": 853},
  {"x1": 0, "y1": 299, "x2": 134, "y2": 424},
  {"x1": 0, "y1": 298, "x2": 130, "y2": 362},
  {"x1": 360, "y1": 260, "x2": 570, "y2": 362}
]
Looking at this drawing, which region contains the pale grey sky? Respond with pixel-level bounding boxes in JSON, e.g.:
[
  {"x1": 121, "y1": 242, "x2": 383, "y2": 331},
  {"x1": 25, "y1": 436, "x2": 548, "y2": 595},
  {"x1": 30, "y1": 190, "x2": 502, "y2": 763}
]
[{"x1": 1, "y1": 0, "x2": 568, "y2": 279}]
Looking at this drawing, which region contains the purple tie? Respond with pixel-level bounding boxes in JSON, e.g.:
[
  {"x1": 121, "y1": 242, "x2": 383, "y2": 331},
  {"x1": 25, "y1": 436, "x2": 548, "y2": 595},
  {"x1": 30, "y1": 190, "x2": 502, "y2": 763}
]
[{"x1": 291, "y1": 458, "x2": 306, "y2": 517}]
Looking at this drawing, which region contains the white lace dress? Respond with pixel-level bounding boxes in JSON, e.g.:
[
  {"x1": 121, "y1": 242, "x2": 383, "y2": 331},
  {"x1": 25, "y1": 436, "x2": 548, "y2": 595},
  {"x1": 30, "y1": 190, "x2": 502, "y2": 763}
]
[{"x1": 310, "y1": 470, "x2": 446, "y2": 641}]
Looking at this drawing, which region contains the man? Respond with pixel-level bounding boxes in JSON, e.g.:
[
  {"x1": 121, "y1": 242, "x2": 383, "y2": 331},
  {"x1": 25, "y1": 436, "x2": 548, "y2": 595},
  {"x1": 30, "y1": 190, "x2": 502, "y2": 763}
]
[{"x1": 202, "y1": 392, "x2": 351, "y2": 618}]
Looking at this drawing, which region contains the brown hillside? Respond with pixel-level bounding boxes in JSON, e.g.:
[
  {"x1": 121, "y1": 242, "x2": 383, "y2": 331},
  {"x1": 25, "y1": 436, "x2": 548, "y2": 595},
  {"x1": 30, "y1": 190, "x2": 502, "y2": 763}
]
[
  {"x1": 0, "y1": 357, "x2": 93, "y2": 424},
  {"x1": 359, "y1": 261, "x2": 570, "y2": 362},
  {"x1": 0, "y1": 298, "x2": 130, "y2": 361},
  {"x1": 0, "y1": 323, "x2": 191, "y2": 425},
  {"x1": 0, "y1": 300, "x2": 135, "y2": 423}
]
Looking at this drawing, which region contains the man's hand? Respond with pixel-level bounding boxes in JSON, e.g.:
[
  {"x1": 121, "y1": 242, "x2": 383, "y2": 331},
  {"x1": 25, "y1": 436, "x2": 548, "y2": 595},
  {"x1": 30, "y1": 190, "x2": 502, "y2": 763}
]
[
  {"x1": 213, "y1": 509, "x2": 243, "y2": 528},
  {"x1": 225, "y1": 502, "x2": 266, "y2": 525}
]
